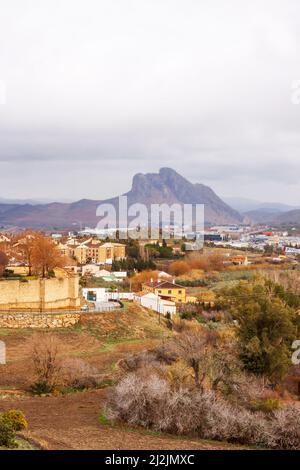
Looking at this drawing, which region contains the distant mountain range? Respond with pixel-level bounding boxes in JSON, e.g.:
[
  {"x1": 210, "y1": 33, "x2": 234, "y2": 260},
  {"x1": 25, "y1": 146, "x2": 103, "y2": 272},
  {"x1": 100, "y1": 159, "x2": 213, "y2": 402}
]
[
  {"x1": 223, "y1": 197, "x2": 299, "y2": 214},
  {"x1": 0, "y1": 169, "x2": 299, "y2": 229},
  {"x1": 224, "y1": 197, "x2": 300, "y2": 225},
  {"x1": 0, "y1": 168, "x2": 242, "y2": 229},
  {"x1": 273, "y1": 209, "x2": 300, "y2": 225}
]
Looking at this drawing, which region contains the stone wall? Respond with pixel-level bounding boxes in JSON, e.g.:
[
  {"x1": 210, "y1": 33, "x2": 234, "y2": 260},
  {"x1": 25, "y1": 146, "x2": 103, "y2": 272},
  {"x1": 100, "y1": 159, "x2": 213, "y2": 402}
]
[
  {"x1": 0, "y1": 312, "x2": 81, "y2": 329},
  {"x1": 0, "y1": 275, "x2": 80, "y2": 311}
]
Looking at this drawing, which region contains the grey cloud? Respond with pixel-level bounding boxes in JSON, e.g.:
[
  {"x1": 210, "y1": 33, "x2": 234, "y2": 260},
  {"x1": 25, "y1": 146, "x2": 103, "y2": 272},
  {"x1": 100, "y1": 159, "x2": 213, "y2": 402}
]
[{"x1": 0, "y1": 0, "x2": 300, "y2": 203}]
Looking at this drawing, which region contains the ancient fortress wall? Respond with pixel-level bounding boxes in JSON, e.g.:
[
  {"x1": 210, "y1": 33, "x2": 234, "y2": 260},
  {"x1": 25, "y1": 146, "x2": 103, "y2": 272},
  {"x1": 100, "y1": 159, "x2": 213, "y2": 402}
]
[
  {"x1": 0, "y1": 312, "x2": 80, "y2": 328},
  {"x1": 0, "y1": 275, "x2": 80, "y2": 311}
]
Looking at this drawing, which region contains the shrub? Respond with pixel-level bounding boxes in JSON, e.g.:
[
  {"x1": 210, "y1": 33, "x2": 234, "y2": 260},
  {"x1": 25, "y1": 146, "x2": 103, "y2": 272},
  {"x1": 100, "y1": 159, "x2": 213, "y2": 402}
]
[
  {"x1": 70, "y1": 376, "x2": 98, "y2": 390},
  {"x1": 30, "y1": 334, "x2": 62, "y2": 391},
  {"x1": 107, "y1": 373, "x2": 170, "y2": 429},
  {"x1": 268, "y1": 406, "x2": 300, "y2": 450},
  {"x1": 1, "y1": 410, "x2": 28, "y2": 431},
  {"x1": 118, "y1": 351, "x2": 159, "y2": 372},
  {"x1": 106, "y1": 372, "x2": 269, "y2": 447},
  {"x1": 0, "y1": 418, "x2": 17, "y2": 448},
  {"x1": 169, "y1": 261, "x2": 190, "y2": 276},
  {"x1": 30, "y1": 380, "x2": 54, "y2": 395},
  {"x1": 202, "y1": 399, "x2": 269, "y2": 446},
  {"x1": 60, "y1": 358, "x2": 99, "y2": 390},
  {"x1": 98, "y1": 412, "x2": 110, "y2": 426},
  {"x1": 30, "y1": 337, "x2": 99, "y2": 394},
  {"x1": 249, "y1": 398, "x2": 281, "y2": 414}
]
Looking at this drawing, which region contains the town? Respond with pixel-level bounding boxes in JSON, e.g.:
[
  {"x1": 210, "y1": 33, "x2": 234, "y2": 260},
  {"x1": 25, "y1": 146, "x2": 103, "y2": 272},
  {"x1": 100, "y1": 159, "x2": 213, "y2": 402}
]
[
  {"x1": 1, "y1": 223, "x2": 299, "y2": 320},
  {"x1": 1, "y1": 0, "x2": 300, "y2": 457},
  {"x1": 0, "y1": 221, "x2": 300, "y2": 451}
]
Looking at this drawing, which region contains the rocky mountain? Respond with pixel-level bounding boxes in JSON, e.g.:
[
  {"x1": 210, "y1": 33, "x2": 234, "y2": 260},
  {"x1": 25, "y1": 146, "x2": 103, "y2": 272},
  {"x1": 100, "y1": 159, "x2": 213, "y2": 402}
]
[{"x1": 0, "y1": 168, "x2": 242, "y2": 229}]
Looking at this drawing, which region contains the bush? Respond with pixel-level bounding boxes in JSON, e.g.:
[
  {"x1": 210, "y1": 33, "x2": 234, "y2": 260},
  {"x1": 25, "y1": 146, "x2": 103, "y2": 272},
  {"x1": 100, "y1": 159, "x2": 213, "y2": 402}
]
[
  {"x1": 202, "y1": 399, "x2": 268, "y2": 446},
  {"x1": 0, "y1": 417, "x2": 17, "y2": 448},
  {"x1": 1, "y1": 410, "x2": 28, "y2": 431},
  {"x1": 30, "y1": 337, "x2": 99, "y2": 394},
  {"x1": 30, "y1": 334, "x2": 62, "y2": 392},
  {"x1": 108, "y1": 370, "x2": 300, "y2": 449},
  {"x1": 107, "y1": 373, "x2": 169, "y2": 429},
  {"x1": 70, "y1": 376, "x2": 98, "y2": 390},
  {"x1": 30, "y1": 380, "x2": 54, "y2": 395},
  {"x1": 60, "y1": 358, "x2": 99, "y2": 390},
  {"x1": 268, "y1": 406, "x2": 300, "y2": 450},
  {"x1": 119, "y1": 351, "x2": 159, "y2": 372},
  {"x1": 249, "y1": 398, "x2": 281, "y2": 414},
  {"x1": 106, "y1": 372, "x2": 269, "y2": 447}
]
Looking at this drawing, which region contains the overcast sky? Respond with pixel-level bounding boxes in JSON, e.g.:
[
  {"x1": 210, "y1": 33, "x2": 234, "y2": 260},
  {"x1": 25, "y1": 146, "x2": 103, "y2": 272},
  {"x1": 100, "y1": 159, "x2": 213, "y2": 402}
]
[{"x1": 1, "y1": 0, "x2": 300, "y2": 204}]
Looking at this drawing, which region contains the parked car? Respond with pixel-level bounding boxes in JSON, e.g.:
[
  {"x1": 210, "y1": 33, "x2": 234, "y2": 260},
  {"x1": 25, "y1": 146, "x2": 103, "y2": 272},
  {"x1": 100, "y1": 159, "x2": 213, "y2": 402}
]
[{"x1": 80, "y1": 305, "x2": 89, "y2": 312}]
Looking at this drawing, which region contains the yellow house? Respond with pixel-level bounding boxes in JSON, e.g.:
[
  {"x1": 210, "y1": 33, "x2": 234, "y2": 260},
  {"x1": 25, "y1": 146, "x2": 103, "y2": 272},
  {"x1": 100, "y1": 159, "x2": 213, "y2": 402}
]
[
  {"x1": 142, "y1": 280, "x2": 186, "y2": 303},
  {"x1": 74, "y1": 245, "x2": 88, "y2": 264},
  {"x1": 65, "y1": 244, "x2": 88, "y2": 264},
  {"x1": 85, "y1": 242, "x2": 102, "y2": 263},
  {"x1": 57, "y1": 242, "x2": 70, "y2": 257},
  {"x1": 68, "y1": 241, "x2": 126, "y2": 264},
  {"x1": 99, "y1": 242, "x2": 126, "y2": 262}
]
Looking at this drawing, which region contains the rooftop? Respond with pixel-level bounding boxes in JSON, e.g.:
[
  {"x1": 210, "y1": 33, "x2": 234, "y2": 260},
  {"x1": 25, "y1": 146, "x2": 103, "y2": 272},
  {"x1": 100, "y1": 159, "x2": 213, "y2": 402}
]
[{"x1": 143, "y1": 280, "x2": 184, "y2": 290}]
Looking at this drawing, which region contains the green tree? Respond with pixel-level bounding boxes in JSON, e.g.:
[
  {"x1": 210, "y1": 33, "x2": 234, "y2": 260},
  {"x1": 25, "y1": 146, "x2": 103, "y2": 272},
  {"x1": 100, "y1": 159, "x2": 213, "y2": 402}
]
[{"x1": 218, "y1": 279, "x2": 298, "y2": 381}]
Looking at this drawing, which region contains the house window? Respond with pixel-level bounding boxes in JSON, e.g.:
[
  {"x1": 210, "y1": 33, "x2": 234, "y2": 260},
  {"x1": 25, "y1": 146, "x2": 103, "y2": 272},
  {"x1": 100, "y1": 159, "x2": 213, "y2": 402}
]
[
  {"x1": 178, "y1": 290, "x2": 182, "y2": 294},
  {"x1": 168, "y1": 290, "x2": 172, "y2": 294},
  {"x1": 158, "y1": 290, "x2": 161, "y2": 293}
]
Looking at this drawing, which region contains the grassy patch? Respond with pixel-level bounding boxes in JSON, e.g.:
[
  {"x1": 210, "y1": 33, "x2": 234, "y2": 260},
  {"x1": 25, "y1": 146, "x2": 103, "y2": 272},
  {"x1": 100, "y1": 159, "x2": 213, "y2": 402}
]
[
  {"x1": 98, "y1": 337, "x2": 143, "y2": 353},
  {"x1": 98, "y1": 412, "x2": 111, "y2": 426},
  {"x1": 0, "y1": 328, "x2": 33, "y2": 337}
]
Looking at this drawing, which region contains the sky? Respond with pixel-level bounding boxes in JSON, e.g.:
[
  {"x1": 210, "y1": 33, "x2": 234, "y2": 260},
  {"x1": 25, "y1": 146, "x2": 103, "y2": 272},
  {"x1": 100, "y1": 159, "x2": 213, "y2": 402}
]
[{"x1": 1, "y1": 0, "x2": 300, "y2": 204}]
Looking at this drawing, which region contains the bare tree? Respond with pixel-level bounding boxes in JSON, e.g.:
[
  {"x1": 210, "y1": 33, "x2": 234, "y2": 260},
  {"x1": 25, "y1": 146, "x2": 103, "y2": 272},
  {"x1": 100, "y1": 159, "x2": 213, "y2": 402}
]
[
  {"x1": 31, "y1": 334, "x2": 62, "y2": 390},
  {"x1": 171, "y1": 328, "x2": 218, "y2": 390}
]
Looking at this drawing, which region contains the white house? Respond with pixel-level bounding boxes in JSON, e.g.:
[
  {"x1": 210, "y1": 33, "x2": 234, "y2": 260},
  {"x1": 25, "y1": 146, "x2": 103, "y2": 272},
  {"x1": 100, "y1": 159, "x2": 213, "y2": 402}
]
[
  {"x1": 82, "y1": 264, "x2": 101, "y2": 276},
  {"x1": 82, "y1": 288, "x2": 134, "y2": 302},
  {"x1": 139, "y1": 293, "x2": 176, "y2": 317},
  {"x1": 82, "y1": 287, "x2": 107, "y2": 302},
  {"x1": 113, "y1": 271, "x2": 127, "y2": 280},
  {"x1": 94, "y1": 269, "x2": 111, "y2": 278}
]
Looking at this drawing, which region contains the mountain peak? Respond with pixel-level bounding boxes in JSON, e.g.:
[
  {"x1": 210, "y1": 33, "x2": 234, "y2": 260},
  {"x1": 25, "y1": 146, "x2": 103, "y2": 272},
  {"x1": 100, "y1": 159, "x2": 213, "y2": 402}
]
[
  {"x1": 127, "y1": 168, "x2": 242, "y2": 224},
  {"x1": 159, "y1": 167, "x2": 181, "y2": 177},
  {"x1": 0, "y1": 168, "x2": 243, "y2": 228}
]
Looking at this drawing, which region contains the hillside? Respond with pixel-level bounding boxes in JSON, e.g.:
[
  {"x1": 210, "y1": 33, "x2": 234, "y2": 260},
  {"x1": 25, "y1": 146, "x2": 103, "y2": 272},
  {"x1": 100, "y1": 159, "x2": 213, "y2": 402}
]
[
  {"x1": 274, "y1": 209, "x2": 300, "y2": 225},
  {"x1": 245, "y1": 207, "x2": 300, "y2": 225},
  {"x1": 0, "y1": 304, "x2": 244, "y2": 450},
  {"x1": 0, "y1": 168, "x2": 242, "y2": 228},
  {"x1": 243, "y1": 208, "x2": 285, "y2": 224},
  {"x1": 224, "y1": 197, "x2": 297, "y2": 213}
]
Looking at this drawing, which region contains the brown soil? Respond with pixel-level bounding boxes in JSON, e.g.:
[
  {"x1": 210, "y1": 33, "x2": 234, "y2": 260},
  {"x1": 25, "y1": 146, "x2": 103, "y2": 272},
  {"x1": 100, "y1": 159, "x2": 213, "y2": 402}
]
[
  {"x1": 0, "y1": 306, "x2": 243, "y2": 450},
  {"x1": 0, "y1": 390, "x2": 242, "y2": 450}
]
